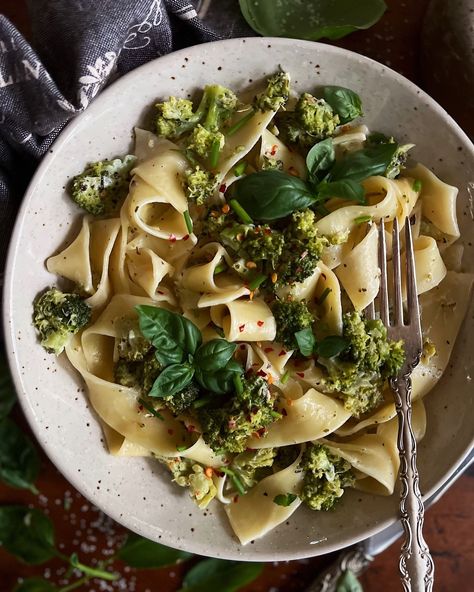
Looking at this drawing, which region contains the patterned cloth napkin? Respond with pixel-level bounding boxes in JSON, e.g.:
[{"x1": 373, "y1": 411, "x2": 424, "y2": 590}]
[{"x1": 0, "y1": 0, "x2": 253, "y2": 272}]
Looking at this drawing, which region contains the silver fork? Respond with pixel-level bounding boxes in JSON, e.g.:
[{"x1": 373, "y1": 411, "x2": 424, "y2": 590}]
[{"x1": 366, "y1": 216, "x2": 435, "y2": 591}]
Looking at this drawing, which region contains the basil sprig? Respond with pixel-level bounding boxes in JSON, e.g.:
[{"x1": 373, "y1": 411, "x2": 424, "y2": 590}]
[
  {"x1": 234, "y1": 139, "x2": 397, "y2": 221},
  {"x1": 136, "y1": 306, "x2": 243, "y2": 398},
  {"x1": 295, "y1": 328, "x2": 349, "y2": 358},
  {"x1": 323, "y1": 86, "x2": 363, "y2": 124}
]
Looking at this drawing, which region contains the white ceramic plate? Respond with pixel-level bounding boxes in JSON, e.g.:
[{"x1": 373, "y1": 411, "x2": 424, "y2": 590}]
[{"x1": 3, "y1": 38, "x2": 474, "y2": 561}]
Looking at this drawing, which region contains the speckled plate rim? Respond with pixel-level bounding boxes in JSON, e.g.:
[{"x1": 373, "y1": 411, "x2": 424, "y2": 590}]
[{"x1": 3, "y1": 37, "x2": 474, "y2": 561}]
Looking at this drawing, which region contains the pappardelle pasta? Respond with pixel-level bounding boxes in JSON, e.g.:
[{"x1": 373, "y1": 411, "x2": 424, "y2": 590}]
[{"x1": 33, "y1": 72, "x2": 472, "y2": 545}]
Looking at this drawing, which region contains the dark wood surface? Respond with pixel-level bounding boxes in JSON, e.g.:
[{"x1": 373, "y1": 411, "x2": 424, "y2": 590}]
[{"x1": 1, "y1": 1, "x2": 473, "y2": 590}]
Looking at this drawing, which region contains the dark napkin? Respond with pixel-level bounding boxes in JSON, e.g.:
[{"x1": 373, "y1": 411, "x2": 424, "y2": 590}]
[{"x1": 0, "y1": 0, "x2": 253, "y2": 274}]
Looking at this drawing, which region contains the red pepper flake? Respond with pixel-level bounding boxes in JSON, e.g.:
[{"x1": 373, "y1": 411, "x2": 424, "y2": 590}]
[
  {"x1": 182, "y1": 234, "x2": 190, "y2": 241},
  {"x1": 157, "y1": 290, "x2": 164, "y2": 295},
  {"x1": 257, "y1": 320, "x2": 264, "y2": 327},
  {"x1": 169, "y1": 234, "x2": 177, "y2": 243},
  {"x1": 257, "y1": 427, "x2": 266, "y2": 436},
  {"x1": 186, "y1": 424, "x2": 196, "y2": 433},
  {"x1": 297, "y1": 372, "x2": 305, "y2": 378},
  {"x1": 239, "y1": 324, "x2": 246, "y2": 332},
  {"x1": 264, "y1": 347, "x2": 274, "y2": 353},
  {"x1": 167, "y1": 428, "x2": 174, "y2": 435},
  {"x1": 138, "y1": 404, "x2": 144, "y2": 411},
  {"x1": 282, "y1": 408, "x2": 288, "y2": 416},
  {"x1": 205, "y1": 467, "x2": 213, "y2": 478},
  {"x1": 270, "y1": 144, "x2": 278, "y2": 156},
  {"x1": 233, "y1": 495, "x2": 239, "y2": 503},
  {"x1": 288, "y1": 166, "x2": 298, "y2": 177},
  {"x1": 278, "y1": 350, "x2": 286, "y2": 357},
  {"x1": 257, "y1": 370, "x2": 267, "y2": 377},
  {"x1": 264, "y1": 227, "x2": 272, "y2": 235},
  {"x1": 219, "y1": 183, "x2": 227, "y2": 194},
  {"x1": 240, "y1": 344, "x2": 246, "y2": 350}
]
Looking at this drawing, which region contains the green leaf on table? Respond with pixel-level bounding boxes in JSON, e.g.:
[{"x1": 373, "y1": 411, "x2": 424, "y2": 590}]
[
  {"x1": 0, "y1": 418, "x2": 40, "y2": 493},
  {"x1": 323, "y1": 87, "x2": 363, "y2": 124},
  {"x1": 136, "y1": 305, "x2": 202, "y2": 366},
  {"x1": 329, "y1": 143, "x2": 398, "y2": 183},
  {"x1": 194, "y1": 339, "x2": 237, "y2": 372},
  {"x1": 295, "y1": 328, "x2": 316, "y2": 357},
  {"x1": 149, "y1": 363, "x2": 195, "y2": 398},
  {"x1": 234, "y1": 170, "x2": 315, "y2": 221},
  {"x1": 315, "y1": 336, "x2": 349, "y2": 358},
  {"x1": 14, "y1": 578, "x2": 58, "y2": 592},
  {"x1": 0, "y1": 357, "x2": 16, "y2": 419},
  {"x1": 239, "y1": 0, "x2": 386, "y2": 41},
  {"x1": 180, "y1": 558, "x2": 263, "y2": 592},
  {"x1": 306, "y1": 138, "x2": 335, "y2": 185},
  {"x1": 117, "y1": 532, "x2": 193, "y2": 568},
  {"x1": 336, "y1": 568, "x2": 364, "y2": 592},
  {"x1": 0, "y1": 506, "x2": 56, "y2": 564},
  {"x1": 317, "y1": 180, "x2": 365, "y2": 204}
]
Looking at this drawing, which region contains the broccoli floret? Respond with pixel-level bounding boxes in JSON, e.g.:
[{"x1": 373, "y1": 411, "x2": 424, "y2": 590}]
[
  {"x1": 367, "y1": 133, "x2": 414, "y2": 179},
  {"x1": 155, "y1": 84, "x2": 238, "y2": 142},
  {"x1": 255, "y1": 71, "x2": 291, "y2": 112},
  {"x1": 117, "y1": 319, "x2": 152, "y2": 362},
  {"x1": 300, "y1": 443, "x2": 354, "y2": 511},
  {"x1": 157, "y1": 456, "x2": 217, "y2": 509},
  {"x1": 197, "y1": 374, "x2": 279, "y2": 454},
  {"x1": 187, "y1": 124, "x2": 225, "y2": 161},
  {"x1": 70, "y1": 155, "x2": 136, "y2": 216},
  {"x1": 272, "y1": 299, "x2": 314, "y2": 351},
  {"x1": 320, "y1": 312, "x2": 405, "y2": 417},
  {"x1": 279, "y1": 93, "x2": 339, "y2": 148},
  {"x1": 185, "y1": 165, "x2": 217, "y2": 205},
  {"x1": 162, "y1": 381, "x2": 201, "y2": 415},
  {"x1": 114, "y1": 347, "x2": 161, "y2": 394},
  {"x1": 33, "y1": 288, "x2": 91, "y2": 355},
  {"x1": 274, "y1": 210, "x2": 329, "y2": 287},
  {"x1": 142, "y1": 355, "x2": 162, "y2": 394},
  {"x1": 230, "y1": 448, "x2": 276, "y2": 491},
  {"x1": 261, "y1": 155, "x2": 284, "y2": 171}
]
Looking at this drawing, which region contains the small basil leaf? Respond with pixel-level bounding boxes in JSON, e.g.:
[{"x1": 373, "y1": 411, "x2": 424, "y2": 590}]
[
  {"x1": 194, "y1": 339, "x2": 237, "y2": 372},
  {"x1": 234, "y1": 170, "x2": 315, "y2": 221},
  {"x1": 180, "y1": 558, "x2": 263, "y2": 592},
  {"x1": 273, "y1": 493, "x2": 298, "y2": 507},
  {"x1": 315, "y1": 336, "x2": 350, "y2": 358},
  {"x1": 238, "y1": 0, "x2": 386, "y2": 41},
  {"x1": 117, "y1": 533, "x2": 192, "y2": 568},
  {"x1": 329, "y1": 143, "x2": 399, "y2": 183},
  {"x1": 336, "y1": 569, "x2": 364, "y2": 592},
  {"x1": 323, "y1": 86, "x2": 363, "y2": 124},
  {"x1": 136, "y1": 306, "x2": 202, "y2": 366},
  {"x1": 69, "y1": 552, "x2": 118, "y2": 581},
  {"x1": 14, "y1": 578, "x2": 57, "y2": 592},
  {"x1": 306, "y1": 139, "x2": 335, "y2": 185},
  {"x1": 149, "y1": 364, "x2": 194, "y2": 398},
  {"x1": 0, "y1": 418, "x2": 40, "y2": 493},
  {"x1": 195, "y1": 361, "x2": 243, "y2": 395},
  {"x1": 0, "y1": 506, "x2": 56, "y2": 564},
  {"x1": 317, "y1": 179, "x2": 365, "y2": 203},
  {"x1": 295, "y1": 328, "x2": 316, "y2": 357},
  {"x1": 0, "y1": 358, "x2": 16, "y2": 419}
]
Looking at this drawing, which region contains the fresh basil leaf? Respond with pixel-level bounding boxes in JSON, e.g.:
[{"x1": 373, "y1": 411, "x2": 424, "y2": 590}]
[
  {"x1": 323, "y1": 86, "x2": 363, "y2": 124},
  {"x1": 117, "y1": 533, "x2": 192, "y2": 568},
  {"x1": 195, "y1": 360, "x2": 243, "y2": 395},
  {"x1": 336, "y1": 569, "x2": 364, "y2": 592},
  {"x1": 234, "y1": 170, "x2": 315, "y2": 221},
  {"x1": 194, "y1": 339, "x2": 237, "y2": 372},
  {"x1": 315, "y1": 336, "x2": 349, "y2": 358},
  {"x1": 180, "y1": 558, "x2": 263, "y2": 592},
  {"x1": 295, "y1": 328, "x2": 316, "y2": 357},
  {"x1": 149, "y1": 364, "x2": 194, "y2": 398},
  {"x1": 306, "y1": 139, "x2": 335, "y2": 185},
  {"x1": 329, "y1": 143, "x2": 399, "y2": 183},
  {"x1": 239, "y1": 0, "x2": 386, "y2": 41},
  {"x1": 14, "y1": 578, "x2": 57, "y2": 592},
  {"x1": 0, "y1": 418, "x2": 40, "y2": 493},
  {"x1": 317, "y1": 179, "x2": 365, "y2": 203},
  {"x1": 273, "y1": 493, "x2": 298, "y2": 507},
  {"x1": 0, "y1": 357, "x2": 16, "y2": 419},
  {"x1": 136, "y1": 306, "x2": 202, "y2": 366},
  {"x1": 0, "y1": 506, "x2": 56, "y2": 564}
]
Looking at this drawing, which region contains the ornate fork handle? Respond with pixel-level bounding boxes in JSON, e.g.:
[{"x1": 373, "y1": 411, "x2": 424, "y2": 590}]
[{"x1": 391, "y1": 369, "x2": 435, "y2": 592}]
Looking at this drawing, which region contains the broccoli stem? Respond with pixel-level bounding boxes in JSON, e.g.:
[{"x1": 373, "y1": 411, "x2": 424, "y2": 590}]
[
  {"x1": 209, "y1": 138, "x2": 222, "y2": 168},
  {"x1": 214, "y1": 261, "x2": 227, "y2": 275},
  {"x1": 229, "y1": 199, "x2": 253, "y2": 224},
  {"x1": 183, "y1": 210, "x2": 194, "y2": 234},
  {"x1": 248, "y1": 273, "x2": 267, "y2": 291},
  {"x1": 226, "y1": 110, "x2": 255, "y2": 136},
  {"x1": 220, "y1": 467, "x2": 246, "y2": 495}
]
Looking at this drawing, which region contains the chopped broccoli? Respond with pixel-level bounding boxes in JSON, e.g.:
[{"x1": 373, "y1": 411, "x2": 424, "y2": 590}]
[
  {"x1": 255, "y1": 71, "x2": 291, "y2": 112},
  {"x1": 70, "y1": 155, "x2": 136, "y2": 216},
  {"x1": 155, "y1": 84, "x2": 238, "y2": 144},
  {"x1": 162, "y1": 381, "x2": 201, "y2": 415},
  {"x1": 33, "y1": 288, "x2": 91, "y2": 355},
  {"x1": 157, "y1": 456, "x2": 217, "y2": 509},
  {"x1": 272, "y1": 299, "x2": 314, "y2": 351},
  {"x1": 187, "y1": 124, "x2": 225, "y2": 161},
  {"x1": 114, "y1": 351, "x2": 161, "y2": 394},
  {"x1": 142, "y1": 355, "x2": 162, "y2": 394},
  {"x1": 117, "y1": 319, "x2": 152, "y2": 362},
  {"x1": 230, "y1": 448, "x2": 276, "y2": 491},
  {"x1": 320, "y1": 312, "x2": 405, "y2": 417},
  {"x1": 220, "y1": 224, "x2": 285, "y2": 270},
  {"x1": 279, "y1": 93, "x2": 340, "y2": 148},
  {"x1": 197, "y1": 374, "x2": 279, "y2": 454},
  {"x1": 185, "y1": 165, "x2": 217, "y2": 205},
  {"x1": 261, "y1": 155, "x2": 284, "y2": 171},
  {"x1": 367, "y1": 133, "x2": 414, "y2": 179},
  {"x1": 300, "y1": 443, "x2": 354, "y2": 511}
]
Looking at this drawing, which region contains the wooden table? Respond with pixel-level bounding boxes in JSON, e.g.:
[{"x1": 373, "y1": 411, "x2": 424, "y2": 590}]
[{"x1": 1, "y1": 1, "x2": 473, "y2": 590}]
